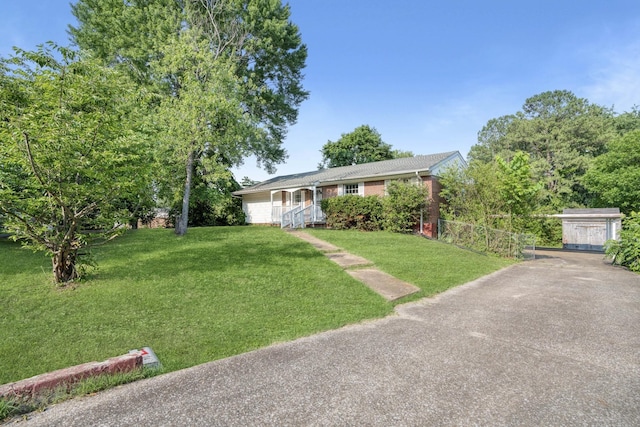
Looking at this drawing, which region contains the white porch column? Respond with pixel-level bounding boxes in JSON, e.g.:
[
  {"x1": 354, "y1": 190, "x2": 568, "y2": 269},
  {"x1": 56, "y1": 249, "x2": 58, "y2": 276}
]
[{"x1": 313, "y1": 181, "x2": 320, "y2": 223}]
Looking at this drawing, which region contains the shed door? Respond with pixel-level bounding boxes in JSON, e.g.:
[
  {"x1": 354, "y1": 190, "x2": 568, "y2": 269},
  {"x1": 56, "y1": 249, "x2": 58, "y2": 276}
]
[{"x1": 565, "y1": 222, "x2": 607, "y2": 251}]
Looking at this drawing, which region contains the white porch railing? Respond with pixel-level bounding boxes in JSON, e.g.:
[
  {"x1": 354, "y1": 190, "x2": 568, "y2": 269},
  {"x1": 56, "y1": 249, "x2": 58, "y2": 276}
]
[
  {"x1": 313, "y1": 205, "x2": 326, "y2": 223},
  {"x1": 281, "y1": 205, "x2": 302, "y2": 228},
  {"x1": 280, "y1": 204, "x2": 325, "y2": 229},
  {"x1": 292, "y1": 206, "x2": 309, "y2": 228},
  {"x1": 272, "y1": 206, "x2": 282, "y2": 224}
]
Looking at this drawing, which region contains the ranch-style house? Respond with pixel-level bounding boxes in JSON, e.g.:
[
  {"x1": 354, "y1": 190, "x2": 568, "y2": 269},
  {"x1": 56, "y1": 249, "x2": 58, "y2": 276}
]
[{"x1": 233, "y1": 151, "x2": 466, "y2": 238}]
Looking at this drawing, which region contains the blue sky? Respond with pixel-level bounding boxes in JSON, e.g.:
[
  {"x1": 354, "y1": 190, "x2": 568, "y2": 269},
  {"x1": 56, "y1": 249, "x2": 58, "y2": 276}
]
[{"x1": 2, "y1": 1, "x2": 639, "y2": 182}]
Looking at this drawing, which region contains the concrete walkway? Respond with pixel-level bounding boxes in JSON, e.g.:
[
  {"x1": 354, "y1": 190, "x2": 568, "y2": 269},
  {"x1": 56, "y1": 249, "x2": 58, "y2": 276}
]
[
  {"x1": 289, "y1": 230, "x2": 421, "y2": 301},
  {"x1": 20, "y1": 249, "x2": 640, "y2": 426}
]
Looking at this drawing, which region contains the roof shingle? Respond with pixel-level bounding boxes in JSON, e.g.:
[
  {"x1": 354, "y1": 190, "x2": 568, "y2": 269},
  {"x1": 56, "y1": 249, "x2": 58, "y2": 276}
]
[{"x1": 234, "y1": 151, "x2": 460, "y2": 195}]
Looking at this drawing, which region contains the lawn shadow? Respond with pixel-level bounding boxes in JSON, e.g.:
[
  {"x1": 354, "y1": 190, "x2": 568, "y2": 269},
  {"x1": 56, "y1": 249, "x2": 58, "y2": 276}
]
[{"x1": 92, "y1": 227, "x2": 328, "y2": 281}]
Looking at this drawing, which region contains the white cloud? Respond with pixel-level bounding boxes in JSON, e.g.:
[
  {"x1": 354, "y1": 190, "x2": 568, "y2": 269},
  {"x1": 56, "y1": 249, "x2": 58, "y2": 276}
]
[
  {"x1": 581, "y1": 40, "x2": 640, "y2": 112},
  {"x1": 396, "y1": 86, "x2": 525, "y2": 159}
]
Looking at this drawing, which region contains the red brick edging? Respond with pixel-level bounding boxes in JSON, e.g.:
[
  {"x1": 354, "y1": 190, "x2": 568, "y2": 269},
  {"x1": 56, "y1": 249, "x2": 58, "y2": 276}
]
[{"x1": 0, "y1": 353, "x2": 142, "y2": 398}]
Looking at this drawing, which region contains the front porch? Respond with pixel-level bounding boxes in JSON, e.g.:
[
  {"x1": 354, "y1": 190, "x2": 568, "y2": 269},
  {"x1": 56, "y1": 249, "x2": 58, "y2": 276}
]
[{"x1": 270, "y1": 187, "x2": 325, "y2": 228}]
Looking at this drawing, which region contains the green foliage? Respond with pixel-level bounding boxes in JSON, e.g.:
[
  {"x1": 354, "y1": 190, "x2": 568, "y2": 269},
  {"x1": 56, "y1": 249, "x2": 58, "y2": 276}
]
[
  {"x1": 169, "y1": 170, "x2": 245, "y2": 227},
  {"x1": 391, "y1": 149, "x2": 415, "y2": 159},
  {"x1": 605, "y1": 212, "x2": 640, "y2": 272},
  {"x1": 0, "y1": 45, "x2": 152, "y2": 283},
  {"x1": 321, "y1": 181, "x2": 429, "y2": 233},
  {"x1": 583, "y1": 130, "x2": 640, "y2": 215},
  {"x1": 520, "y1": 214, "x2": 563, "y2": 247},
  {"x1": 321, "y1": 195, "x2": 383, "y2": 231},
  {"x1": 470, "y1": 90, "x2": 615, "y2": 208},
  {"x1": 319, "y1": 125, "x2": 409, "y2": 168},
  {"x1": 381, "y1": 181, "x2": 429, "y2": 233},
  {"x1": 70, "y1": 0, "x2": 309, "y2": 235},
  {"x1": 438, "y1": 219, "x2": 536, "y2": 259},
  {"x1": 240, "y1": 176, "x2": 259, "y2": 188},
  {"x1": 439, "y1": 152, "x2": 543, "y2": 243},
  {"x1": 613, "y1": 107, "x2": 640, "y2": 135},
  {"x1": 439, "y1": 161, "x2": 506, "y2": 230},
  {"x1": 150, "y1": 31, "x2": 258, "y2": 234},
  {"x1": 0, "y1": 398, "x2": 17, "y2": 420},
  {"x1": 495, "y1": 152, "x2": 543, "y2": 230}
]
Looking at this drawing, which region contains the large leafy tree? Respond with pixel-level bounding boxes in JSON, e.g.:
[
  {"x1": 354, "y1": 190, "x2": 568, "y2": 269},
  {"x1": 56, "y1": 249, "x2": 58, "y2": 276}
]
[
  {"x1": 170, "y1": 169, "x2": 246, "y2": 227},
  {"x1": 495, "y1": 152, "x2": 543, "y2": 231},
  {"x1": 151, "y1": 30, "x2": 260, "y2": 234},
  {"x1": 583, "y1": 130, "x2": 640, "y2": 214},
  {"x1": 612, "y1": 107, "x2": 640, "y2": 135},
  {"x1": 439, "y1": 160, "x2": 507, "y2": 232},
  {"x1": 469, "y1": 90, "x2": 614, "y2": 208},
  {"x1": 439, "y1": 152, "x2": 540, "y2": 234},
  {"x1": 70, "y1": 0, "x2": 308, "y2": 235},
  {"x1": 0, "y1": 46, "x2": 151, "y2": 283},
  {"x1": 319, "y1": 124, "x2": 412, "y2": 168}
]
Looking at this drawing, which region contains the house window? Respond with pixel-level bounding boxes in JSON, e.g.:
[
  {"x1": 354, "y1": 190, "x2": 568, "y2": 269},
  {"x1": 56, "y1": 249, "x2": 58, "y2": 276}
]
[
  {"x1": 294, "y1": 190, "x2": 302, "y2": 204},
  {"x1": 344, "y1": 184, "x2": 360, "y2": 195}
]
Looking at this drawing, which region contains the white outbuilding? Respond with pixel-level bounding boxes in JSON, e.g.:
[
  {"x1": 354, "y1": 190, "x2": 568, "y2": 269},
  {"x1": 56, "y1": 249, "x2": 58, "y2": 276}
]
[{"x1": 556, "y1": 208, "x2": 622, "y2": 251}]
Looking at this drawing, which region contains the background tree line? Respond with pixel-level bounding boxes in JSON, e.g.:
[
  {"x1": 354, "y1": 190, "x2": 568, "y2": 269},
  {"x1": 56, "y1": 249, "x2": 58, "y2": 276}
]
[{"x1": 440, "y1": 90, "x2": 640, "y2": 246}]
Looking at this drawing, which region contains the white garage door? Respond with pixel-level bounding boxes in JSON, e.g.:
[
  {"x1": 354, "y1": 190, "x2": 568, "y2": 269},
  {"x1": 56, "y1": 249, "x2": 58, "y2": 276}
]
[{"x1": 243, "y1": 192, "x2": 274, "y2": 224}]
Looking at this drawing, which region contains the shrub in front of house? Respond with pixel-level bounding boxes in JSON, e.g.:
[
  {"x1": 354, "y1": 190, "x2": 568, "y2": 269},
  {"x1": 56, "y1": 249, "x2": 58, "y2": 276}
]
[
  {"x1": 321, "y1": 181, "x2": 429, "y2": 233},
  {"x1": 605, "y1": 211, "x2": 640, "y2": 272},
  {"x1": 381, "y1": 181, "x2": 429, "y2": 233},
  {"x1": 321, "y1": 195, "x2": 383, "y2": 231}
]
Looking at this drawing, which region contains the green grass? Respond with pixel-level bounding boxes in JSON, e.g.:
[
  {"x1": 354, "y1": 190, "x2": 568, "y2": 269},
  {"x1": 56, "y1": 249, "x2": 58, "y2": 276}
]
[
  {"x1": 304, "y1": 229, "x2": 514, "y2": 301},
  {"x1": 0, "y1": 227, "x2": 390, "y2": 385},
  {"x1": 1, "y1": 226, "x2": 512, "y2": 388}
]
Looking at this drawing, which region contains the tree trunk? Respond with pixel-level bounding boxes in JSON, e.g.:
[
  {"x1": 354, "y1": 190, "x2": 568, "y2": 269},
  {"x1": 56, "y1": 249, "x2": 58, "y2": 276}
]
[
  {"x1": 175, "y1": 149, "x2": 195, "y2": 236},
  {"x1": 52, "y1": 245, "x2": 79, "y2": 284}
]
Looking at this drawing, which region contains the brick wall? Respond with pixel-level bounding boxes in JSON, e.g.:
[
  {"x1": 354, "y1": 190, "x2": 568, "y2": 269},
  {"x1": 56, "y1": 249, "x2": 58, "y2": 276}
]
[
  {"x1": 318, "y1": 178, "x2": 444, "y2": 238},
  {"x1": 419, "y1": 176, "x2": 443, "y2": 238},
  {"x1": 364, "y1": 181, "x2": 385, "y2": 196},
  {"x1": 322, "y1": 185, "x2": 338, "y2": 198}
]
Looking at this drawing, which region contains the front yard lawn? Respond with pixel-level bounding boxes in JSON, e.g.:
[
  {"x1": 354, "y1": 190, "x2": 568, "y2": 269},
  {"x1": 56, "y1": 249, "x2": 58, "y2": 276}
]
[
  {"x1": 304, "y1": 229, "x2": 514, "y2": 299},
  {"x1": 0, "y1": 227, "x2": 389, "y2": 385},
  {"x1": 1, "y1": 226, "x2": 512, "y2": 386}
]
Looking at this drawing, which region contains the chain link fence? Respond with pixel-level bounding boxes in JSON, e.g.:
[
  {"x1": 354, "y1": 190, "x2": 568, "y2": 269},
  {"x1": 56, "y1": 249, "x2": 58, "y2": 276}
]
[{"x1": 438, "y1": 219, "x2": 536, "y2": 260}]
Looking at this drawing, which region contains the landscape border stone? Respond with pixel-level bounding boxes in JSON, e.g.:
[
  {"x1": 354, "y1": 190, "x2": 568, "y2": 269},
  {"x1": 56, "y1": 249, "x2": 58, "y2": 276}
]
[{"x1": 0, "y1": 353, "x2": 142, "y2": 398}]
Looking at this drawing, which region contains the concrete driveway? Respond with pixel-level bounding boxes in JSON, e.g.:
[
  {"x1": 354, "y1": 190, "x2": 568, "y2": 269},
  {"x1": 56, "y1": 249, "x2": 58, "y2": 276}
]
[{"x1": 22, "y1": 250, "x2": 640, "y2": 426}]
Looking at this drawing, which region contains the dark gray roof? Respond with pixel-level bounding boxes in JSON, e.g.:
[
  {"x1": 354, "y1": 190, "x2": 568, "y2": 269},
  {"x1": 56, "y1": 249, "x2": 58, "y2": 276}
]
[{"x1": 234, "y1": 151, "x2": 461, "y2": 195}]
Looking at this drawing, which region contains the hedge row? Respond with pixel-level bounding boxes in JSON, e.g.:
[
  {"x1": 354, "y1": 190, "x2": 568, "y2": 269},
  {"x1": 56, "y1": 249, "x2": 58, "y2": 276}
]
[{"x1": 320, "y1": 181, "x2": 429, "y2": 233}]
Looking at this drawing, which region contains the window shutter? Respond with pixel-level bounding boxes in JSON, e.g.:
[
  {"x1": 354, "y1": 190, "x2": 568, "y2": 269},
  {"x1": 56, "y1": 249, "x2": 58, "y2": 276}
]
[
  {"x1": 358, "y1": 182, "x2": 365, "y2": 197},
  {"x1": 338, "y1": 184, "x2": 344, "y2": 196}
]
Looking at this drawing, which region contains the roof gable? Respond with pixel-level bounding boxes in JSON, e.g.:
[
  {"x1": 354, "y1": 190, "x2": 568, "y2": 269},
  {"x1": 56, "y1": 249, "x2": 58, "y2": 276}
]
[{"x1": 234, "y1": 151, "x2": 465, "y2": 195}]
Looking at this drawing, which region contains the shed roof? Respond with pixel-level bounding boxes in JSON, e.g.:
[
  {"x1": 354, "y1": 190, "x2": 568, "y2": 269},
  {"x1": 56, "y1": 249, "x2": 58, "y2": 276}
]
[
  {"x1": 562, "y1": 208, "x2": 620, "y2": 215},
  {"x1": 234, "y1": 151, "x2": 462, "y2": 195}
]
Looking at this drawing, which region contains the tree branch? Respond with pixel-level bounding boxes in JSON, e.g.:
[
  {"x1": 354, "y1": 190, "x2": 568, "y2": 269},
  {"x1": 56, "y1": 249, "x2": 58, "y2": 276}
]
[
  {"x1": 0, "y1": 207, "x2": 52, "y2": 248},
  {"x1": 23, "y1": 131, "x2": 76, "y2": 233}
]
